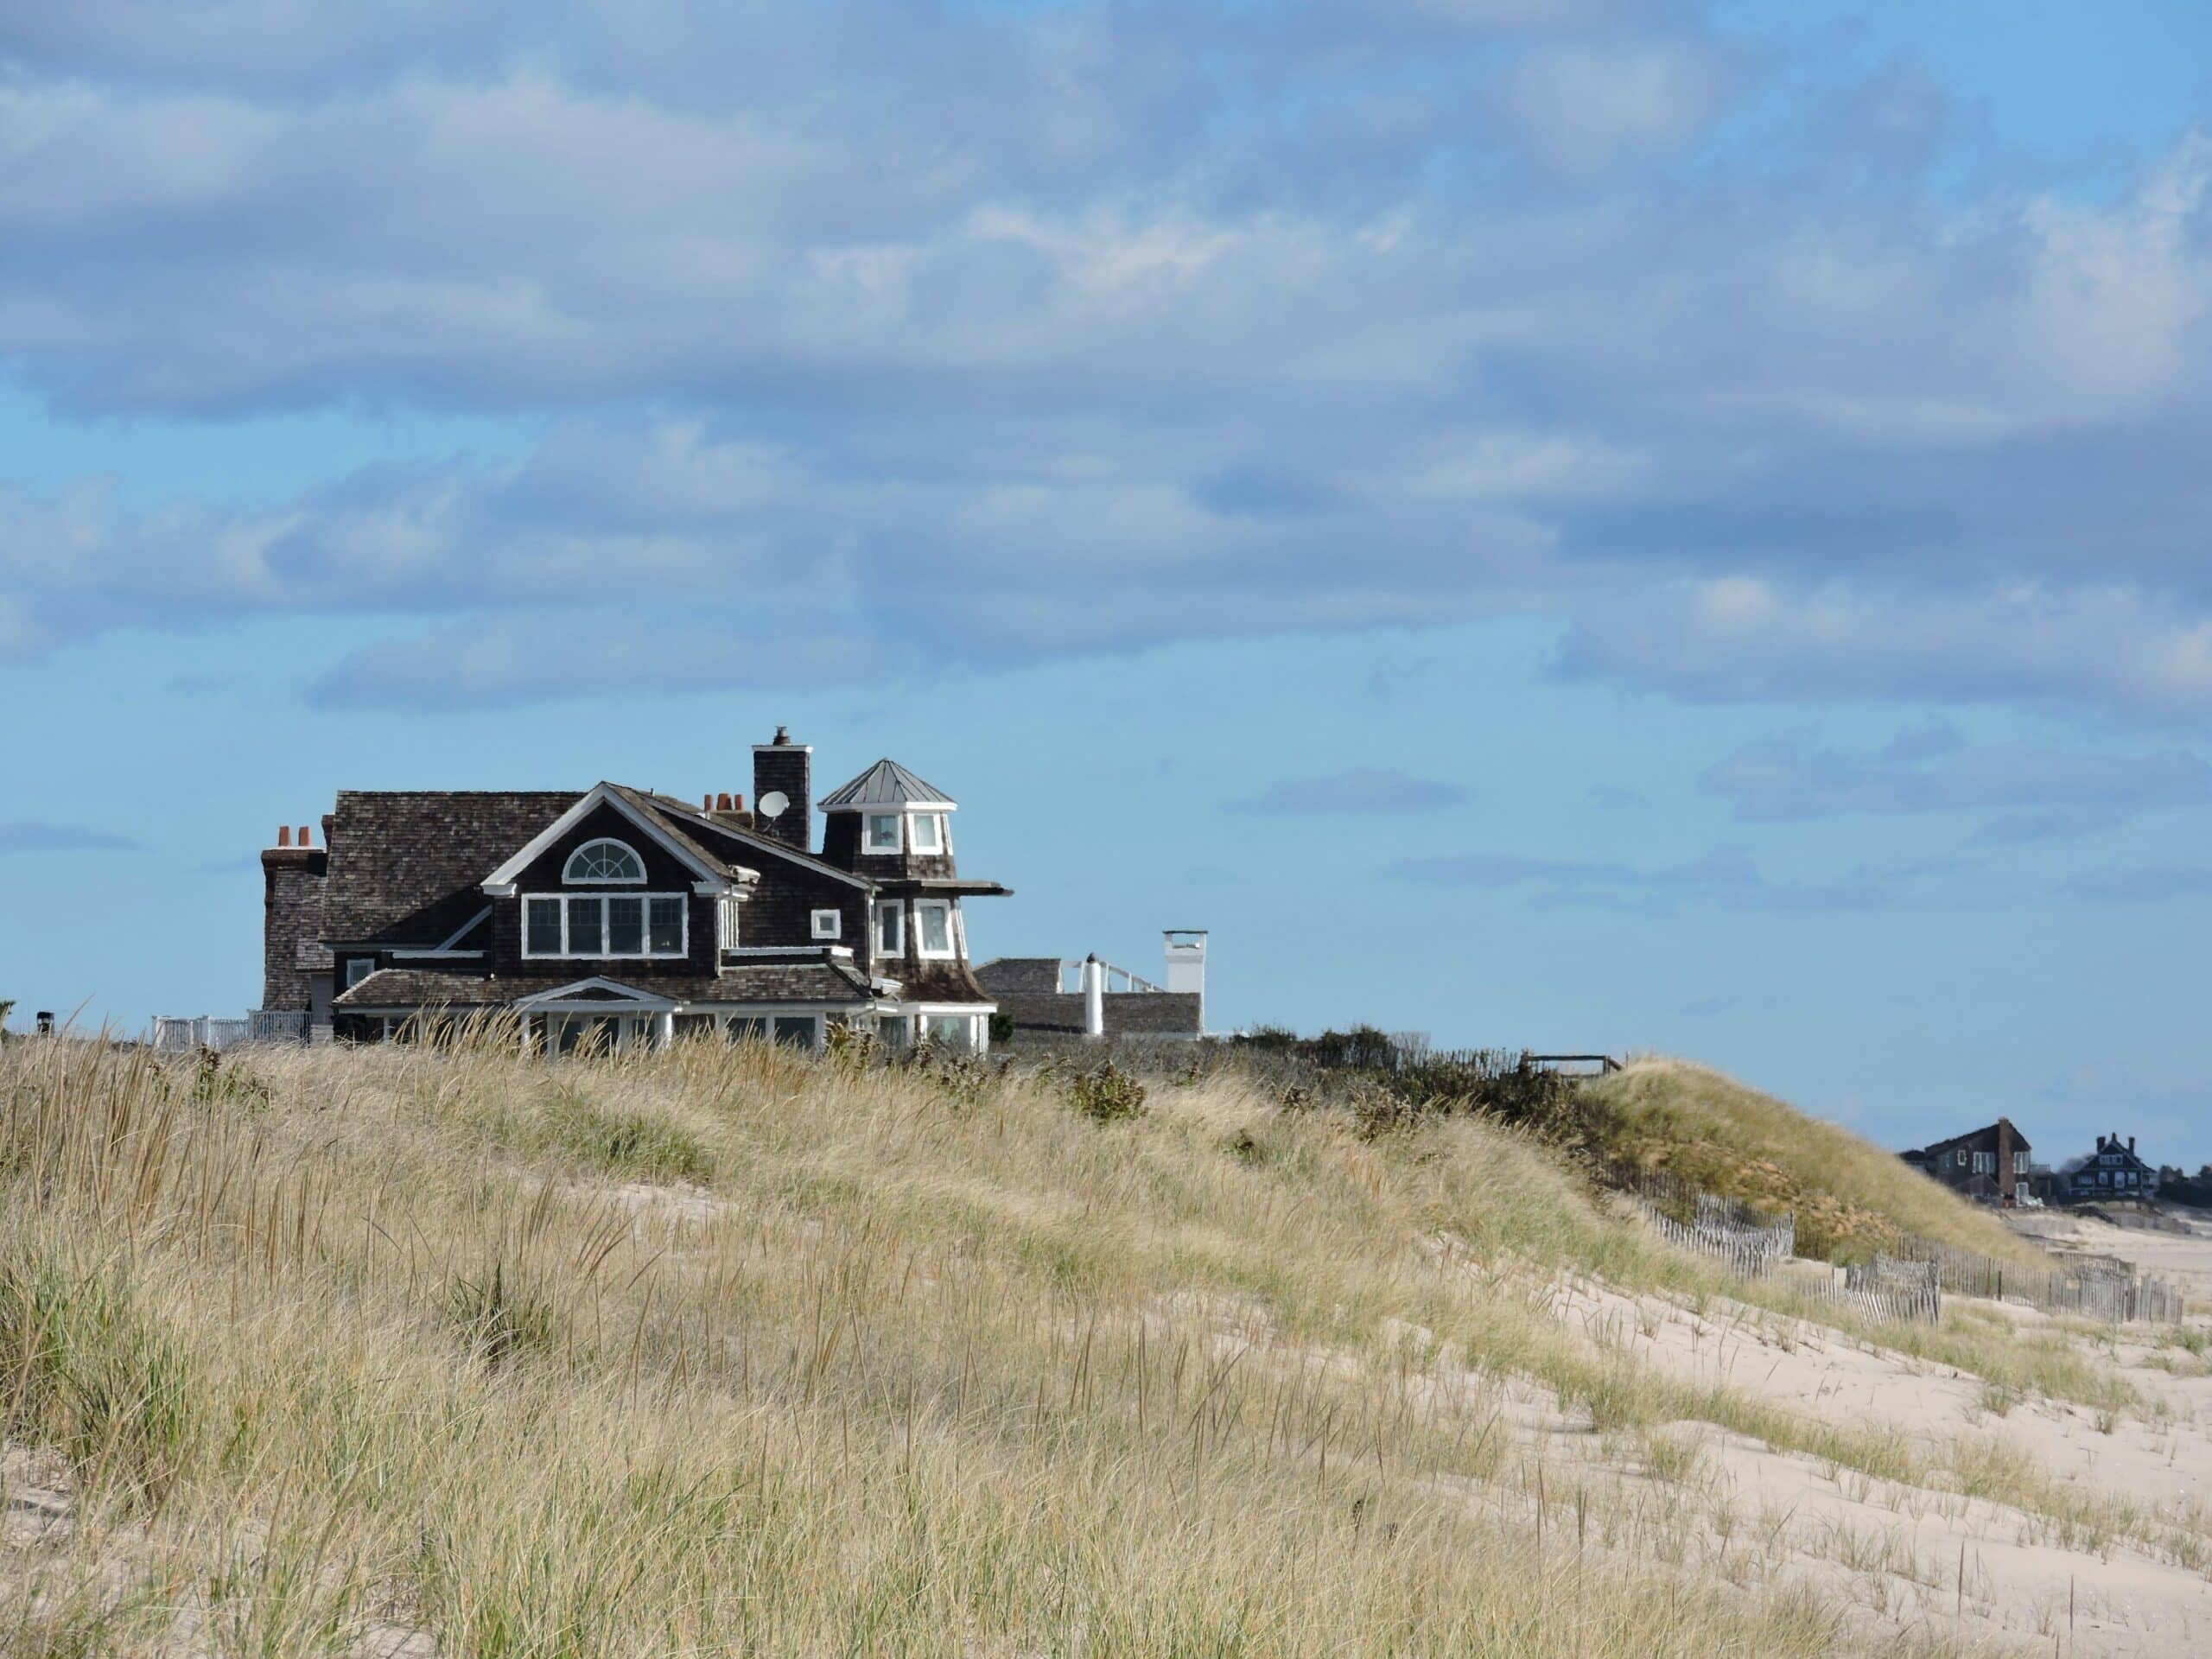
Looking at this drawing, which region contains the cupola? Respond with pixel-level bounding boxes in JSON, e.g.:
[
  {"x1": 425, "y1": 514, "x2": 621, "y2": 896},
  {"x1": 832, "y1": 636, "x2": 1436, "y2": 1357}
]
[{"x1": 818, "y1": 758, "x2": 959, "y2": 874}]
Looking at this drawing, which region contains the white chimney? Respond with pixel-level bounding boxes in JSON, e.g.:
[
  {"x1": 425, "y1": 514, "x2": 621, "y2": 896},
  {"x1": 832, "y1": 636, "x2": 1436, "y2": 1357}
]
[
  {"x1": 1164, "y1": 930, "x2": 1207, "y2": 1033},
  {"x1": 1081, "y1": 953, "x2": 1105, "y2": 1039}
]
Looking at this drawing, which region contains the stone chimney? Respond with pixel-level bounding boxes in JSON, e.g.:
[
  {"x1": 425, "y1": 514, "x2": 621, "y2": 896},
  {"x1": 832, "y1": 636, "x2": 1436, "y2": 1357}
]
[
  {"x1": 752, "y1": 726, "x2": 812, "y2": 852},
  {"x1": 262, "y1": 822, "x2": 329, "y2": 1015}
]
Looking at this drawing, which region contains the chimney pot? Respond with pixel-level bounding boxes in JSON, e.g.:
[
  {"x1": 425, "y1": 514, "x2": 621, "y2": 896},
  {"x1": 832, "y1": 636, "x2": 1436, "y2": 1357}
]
[
  {"x1": 277, "y1": 825, "x2": 292, "y2": 848},
  {"x1": 733, "y1": 793, "x2": 744, "y2": 812},
  {"x1": 716, "y1": 791, "x2": 734, "y2": 811},
  {"x1": 297, "y1": 824, "x2": 311, "y2": 847},
  {"x1": 702, "y1": 792, "x2": 713, "y2": 811},
  {"x1": 773, "y1": 725, "x2": 790, "y2": 746}
]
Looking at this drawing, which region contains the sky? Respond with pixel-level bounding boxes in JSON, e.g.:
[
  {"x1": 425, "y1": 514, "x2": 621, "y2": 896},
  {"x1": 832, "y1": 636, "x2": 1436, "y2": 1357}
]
[{"x1": 3, "y1": 0, "x2": 2211, "y2": 1166}]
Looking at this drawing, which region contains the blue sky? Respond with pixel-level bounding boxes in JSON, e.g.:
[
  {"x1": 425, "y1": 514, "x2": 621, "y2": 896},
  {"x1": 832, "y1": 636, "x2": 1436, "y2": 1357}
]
[{"x1": 3, "y1": 0, "x2": 2211, "y2": 1167}]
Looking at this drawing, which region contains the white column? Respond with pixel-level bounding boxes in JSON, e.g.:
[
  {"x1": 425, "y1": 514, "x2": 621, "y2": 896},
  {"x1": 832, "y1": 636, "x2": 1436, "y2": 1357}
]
[
  {"x1": 658, "y1": 1011, "x2": 676, "y2": 1048},
  {"x1": 1082, "y1": 954, "x2": 1105, "y2": 1039}
]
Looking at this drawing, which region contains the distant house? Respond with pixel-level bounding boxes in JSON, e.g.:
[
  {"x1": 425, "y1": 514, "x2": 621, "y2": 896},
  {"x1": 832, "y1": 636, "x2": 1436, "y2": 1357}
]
[
  {"x1": 256, "y1": 728, "x2": 1009, "y2": 1055},
  {"x1": 976, "y1": 933, "x2": 1207, "y2": 1039},
  {"x1": 2068, "y1": 1132, "x2": 2158, "y2": 1202},
  {"x1": 1901, "y1": 1117, "x2": 2031, "y2": 1206}
]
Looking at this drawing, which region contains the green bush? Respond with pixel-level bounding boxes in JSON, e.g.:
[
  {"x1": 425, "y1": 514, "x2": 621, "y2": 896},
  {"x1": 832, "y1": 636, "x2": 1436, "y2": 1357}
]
[{"x1": 1069, "y1": 1061, "x2": 1147, "y2": 1124}]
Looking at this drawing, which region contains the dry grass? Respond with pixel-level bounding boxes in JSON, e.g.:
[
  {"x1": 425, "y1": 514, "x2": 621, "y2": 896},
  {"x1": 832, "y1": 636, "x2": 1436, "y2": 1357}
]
[
  {"x1": 1579, "y1": 1059, "x2": 2049, "y2": 1268},
  {"x1": 0, "y1": 1036, "x2": 2046, "y2": 1656}
]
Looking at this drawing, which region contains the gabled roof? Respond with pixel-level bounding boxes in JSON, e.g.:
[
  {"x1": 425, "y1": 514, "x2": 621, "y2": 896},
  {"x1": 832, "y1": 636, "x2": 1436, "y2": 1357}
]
[
  {"x1": 480, "y1": 782, "x2": 753, "y2": 893},
  {"x1": 323, "y1": 791, "x2": 579, "y2": 945},
  {"x1": 1916, "y1": 1118, "x2": 2030, "y2": 1158},
  {"x1": 819, "y1": 758, "x2": 957, "y2": 810},
  {"x1": 627, "y1": 790, "x2": 874, "y2": 890}
]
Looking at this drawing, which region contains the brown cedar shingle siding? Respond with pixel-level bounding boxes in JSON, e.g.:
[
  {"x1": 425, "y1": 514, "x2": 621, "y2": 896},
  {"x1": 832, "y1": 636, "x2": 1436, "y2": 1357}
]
[
  {"x1": 260, "y1": 845, "x2": 328, "y2": 1011},
  {"x1": 1910, "y1": 1118, "x2": 2030, "y2": 1200},
  {"x1": 508, "y1": 798, "x2": 720, "y2": 981},
  {"x1": 323, "y1": 791, "x2": 576, "y2": 945}
]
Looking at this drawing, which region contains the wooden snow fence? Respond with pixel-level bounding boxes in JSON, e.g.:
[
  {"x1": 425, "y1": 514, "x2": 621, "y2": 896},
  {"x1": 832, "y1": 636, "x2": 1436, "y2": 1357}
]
[{"x1": 1603, "y1": 1162, "x2": 2182, "y2": 1325}]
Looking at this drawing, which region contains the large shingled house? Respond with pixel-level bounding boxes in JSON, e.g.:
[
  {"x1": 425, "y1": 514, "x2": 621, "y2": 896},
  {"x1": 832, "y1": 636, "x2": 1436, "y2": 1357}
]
[{"x1": 257, "y1": 729, "x2": 1008, "y2": 1055}]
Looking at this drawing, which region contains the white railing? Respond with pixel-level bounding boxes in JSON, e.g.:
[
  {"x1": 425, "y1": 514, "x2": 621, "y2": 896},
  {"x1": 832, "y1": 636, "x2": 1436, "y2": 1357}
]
[{"x1": 150, "y1": 1015, "x2": 251, "y2": 1052}]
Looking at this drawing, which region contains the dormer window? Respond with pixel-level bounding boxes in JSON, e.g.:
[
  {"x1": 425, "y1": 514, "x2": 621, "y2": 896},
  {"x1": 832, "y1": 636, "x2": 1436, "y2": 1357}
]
[
  {"x1": 564, "y1": 838, "x2": 645, "y2": 884},
  {"x1": 910, "y1": 812, "x2": 944, "y2": 853},
  {"x1": 864, "y1": 813, "x2": 902, "y2": 855}
]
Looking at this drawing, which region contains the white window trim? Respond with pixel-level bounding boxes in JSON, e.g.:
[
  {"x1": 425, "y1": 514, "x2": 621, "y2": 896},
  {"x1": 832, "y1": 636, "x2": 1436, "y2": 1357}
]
[
  {"x1": 908, "y1": 810, "x2": 944, "y2": 854},
  {"x1": 482, "y1": 783, "x2": 735, "y2": 896},
  {"x1": 810, "y1": 908, "x2": 842, "y2": 941},
  {"x1": 873, "y1": 899, "x2": 905, "y2": 956},
  {"x1": 521, "y1": 893, "x2": 691, "y2": 961},
  {"x1": 913, "y1": 899, "x2": 957, "y2": 960},
  {"x1": 344, "y1": 957, "x2": 377, "y2": 989},
  {"x1": 563, "y1": 837, "x2": 648, "y2": 886},
  {"x1": 863, "y1": 812, "x2": 904, "y2": 855}
]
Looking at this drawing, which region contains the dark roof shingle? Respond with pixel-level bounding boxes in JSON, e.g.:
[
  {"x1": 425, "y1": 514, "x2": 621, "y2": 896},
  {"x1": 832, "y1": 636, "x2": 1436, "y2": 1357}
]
[{"x1": 323, "y1": 791, "x2": 580, "y2": 946}]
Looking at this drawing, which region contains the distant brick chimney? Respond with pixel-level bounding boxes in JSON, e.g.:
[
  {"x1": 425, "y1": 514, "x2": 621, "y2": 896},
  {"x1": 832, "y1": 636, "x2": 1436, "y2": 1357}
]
[{"x1": 752, "y1": 726, "x2": 812, "y2": 852}]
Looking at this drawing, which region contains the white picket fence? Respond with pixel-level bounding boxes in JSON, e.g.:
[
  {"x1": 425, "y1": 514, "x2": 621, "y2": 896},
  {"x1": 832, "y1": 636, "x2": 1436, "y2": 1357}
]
[{"x1": 149, "y1": 1015, "x2": 250, "y2": 1052}]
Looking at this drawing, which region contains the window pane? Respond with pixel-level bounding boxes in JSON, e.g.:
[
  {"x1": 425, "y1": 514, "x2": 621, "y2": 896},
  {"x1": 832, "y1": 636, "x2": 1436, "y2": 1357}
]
[
  {"x1": 910, "y1": 813, "x2": 941, "y2": 851},
  {"x1": 650, "y1": 896, "x2": 684, "y2": 955},
  {"x1": 607, "y1": 895, "x2": 645, "y2": 955},
  {"x1": 773, "y1": 1016, "x2": 817, "y2": 1050},
  {"x1": 874, "y1": 904, "x2": 903, "y2": 953},
  {"x1": 918, "y1": 905, "x2": 950, "y2": 953},
  {"x1": 566, "y1": 840, "x2": 645, "y2": 883},
  {"x1": 727, "y1": 1017, "x2": 768, "y2": 1043},
  {"x1": 867, "y1": 814, "x2": 900, "y2": 850},
  {"x1": 525, "y1": 897, "x2": 564, "y2": 955},
  {"x1": 568, "y1": 897, "x2": 604, "y2": 955}
]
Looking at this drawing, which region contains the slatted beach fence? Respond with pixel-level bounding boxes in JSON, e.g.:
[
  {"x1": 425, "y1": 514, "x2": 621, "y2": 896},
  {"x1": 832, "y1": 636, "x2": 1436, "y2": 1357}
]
[
  {"x1": 1603, "y1": 1160, "x2": 2181, "y2": 1325},
  {"x1": 1610, "y1": 1164, "x2": 1800, "y2": 1281}
]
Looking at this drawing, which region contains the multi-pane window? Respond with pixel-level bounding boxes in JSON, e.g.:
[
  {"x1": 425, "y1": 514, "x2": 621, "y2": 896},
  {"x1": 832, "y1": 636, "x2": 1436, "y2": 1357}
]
[
  {"x1": 522, "y1": 893, "x2": 687, "y2": 958},
  {"x1": 864, "y1": 813, "x2": 902, "y2": 854},
  {"x1": 563, "y1": 839, "x2": 645, "y2": 883},
  {"x1": 914, "y1": 899, "x2": 955, "y2": 958}
]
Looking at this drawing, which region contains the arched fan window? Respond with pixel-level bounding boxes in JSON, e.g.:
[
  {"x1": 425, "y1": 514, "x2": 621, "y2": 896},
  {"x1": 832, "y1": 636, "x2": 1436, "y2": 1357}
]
[{"x1": 563, "y1": 838, "x2": 645, "y2": 885}]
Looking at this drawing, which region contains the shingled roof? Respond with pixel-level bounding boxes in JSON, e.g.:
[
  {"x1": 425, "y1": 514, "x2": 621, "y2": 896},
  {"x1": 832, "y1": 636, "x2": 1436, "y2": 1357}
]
[
  {"x1": 333, "y1": 961, "x2": 878, "y2": 1010},
  {"x1": 818, "y1": 758, "x2": 957, "y2": 810},
  {"x1": 322, "y1": 791, "x2": 578, "y2": 946}
]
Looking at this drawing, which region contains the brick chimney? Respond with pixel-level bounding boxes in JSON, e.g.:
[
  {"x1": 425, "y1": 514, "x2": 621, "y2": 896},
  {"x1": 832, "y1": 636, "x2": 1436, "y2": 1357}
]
[{"x1": 752, "y1": 726, "x2": 812, "y2": 851}]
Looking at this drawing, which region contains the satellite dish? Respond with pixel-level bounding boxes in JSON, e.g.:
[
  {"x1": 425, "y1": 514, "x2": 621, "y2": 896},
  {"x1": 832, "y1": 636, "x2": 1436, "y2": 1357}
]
[{"x1": 758, "y1": 791, "x2": 789, "y2": 819}]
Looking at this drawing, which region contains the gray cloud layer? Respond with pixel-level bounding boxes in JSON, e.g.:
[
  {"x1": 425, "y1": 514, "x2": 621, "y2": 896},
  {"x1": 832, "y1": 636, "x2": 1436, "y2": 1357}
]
[
  {"x1": 1700, "y1": 725, "x2": 2212, "y2": 841},
  {"x1": 4, "y1": 2, "x2": 2211, "y2": 715}
]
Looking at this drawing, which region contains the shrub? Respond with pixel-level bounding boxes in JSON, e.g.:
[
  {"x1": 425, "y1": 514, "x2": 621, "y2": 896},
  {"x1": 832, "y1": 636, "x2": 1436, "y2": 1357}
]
[{"x1": 1069, "y1": 1061, "x2": 1147, "y2": 1123}]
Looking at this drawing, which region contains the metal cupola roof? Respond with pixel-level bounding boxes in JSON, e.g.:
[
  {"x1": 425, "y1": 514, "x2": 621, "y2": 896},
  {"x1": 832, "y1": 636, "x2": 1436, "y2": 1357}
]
[{"x1": 817, "y1": 757, "x2": 958, "y2": 810}]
